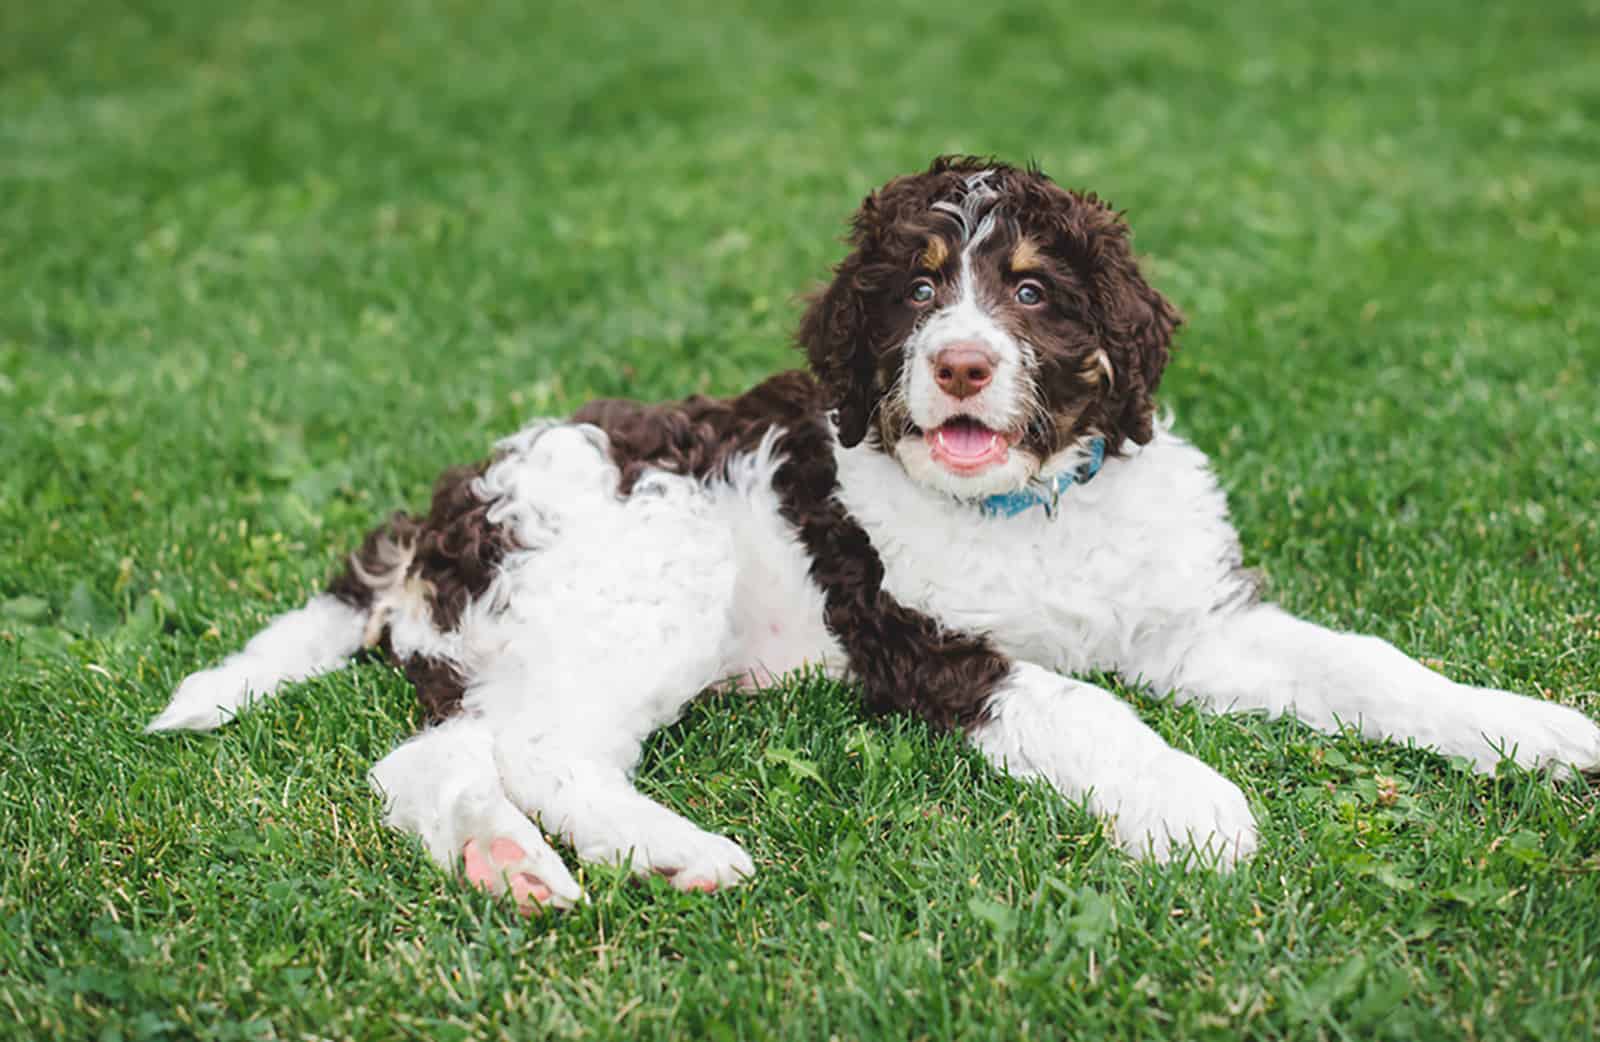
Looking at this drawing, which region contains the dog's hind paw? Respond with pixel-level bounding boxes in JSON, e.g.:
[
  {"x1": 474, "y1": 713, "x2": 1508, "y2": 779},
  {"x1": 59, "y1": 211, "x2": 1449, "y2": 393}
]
[
  {"x1": 461, "y1": 836, "x2": 582, "y2": 913},
  {"x1": 578, "y1": 826, "x2": 756, "y2": 893},
  {"x1": 458, "y1": 816, "x2": 585, "y2": 913}
]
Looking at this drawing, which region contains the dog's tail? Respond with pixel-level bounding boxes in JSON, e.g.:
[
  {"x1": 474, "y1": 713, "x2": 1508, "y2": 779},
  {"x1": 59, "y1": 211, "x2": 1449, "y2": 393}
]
[{"x1": 146, "y1": 518, "x2": 415, "y2": 733}]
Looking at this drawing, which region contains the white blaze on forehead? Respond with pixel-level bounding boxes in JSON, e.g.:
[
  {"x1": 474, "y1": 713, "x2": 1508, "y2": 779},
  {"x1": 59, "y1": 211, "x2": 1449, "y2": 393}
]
[
  {"x1": 929, "y1": 169, "x2": 1001, "y2": 245},
  {"x1": 913, "y1": 169, "x2": 1020, "y2": 359},
  {"x1": 928, "y1": 169, "x2": 1005, "y2": 314},
  {"x1": 896, "y1": 168, "x2": 1036, "y2": 447}
]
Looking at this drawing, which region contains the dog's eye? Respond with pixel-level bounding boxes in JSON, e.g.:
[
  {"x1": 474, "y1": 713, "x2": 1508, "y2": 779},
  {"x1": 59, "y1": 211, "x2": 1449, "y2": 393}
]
[
  {"x1": 1016, "y1": 281, "x2": 1045, "y2": 307},
  {"x1": 908, "y1": 279, "x2": 936, "y2": 306}
]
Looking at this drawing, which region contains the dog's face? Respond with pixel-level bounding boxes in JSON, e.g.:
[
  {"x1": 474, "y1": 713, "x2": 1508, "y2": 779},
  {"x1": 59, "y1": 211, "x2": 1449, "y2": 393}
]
[{"x1": 799, "y1": 156, "x2": 1181, "y2": 497}]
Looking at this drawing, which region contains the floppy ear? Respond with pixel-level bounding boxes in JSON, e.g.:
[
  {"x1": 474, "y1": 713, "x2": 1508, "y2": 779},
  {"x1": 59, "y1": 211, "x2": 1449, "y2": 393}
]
[
  {"x1": 1097, "y1": 244, "x2": 1181, "y2": 445},
  {"x1": 1047, "y1": 187, "x2": 1182, "y2": 447},
  {"x1": 798, "y1": 195, "x2": 885, "y2": 448}
]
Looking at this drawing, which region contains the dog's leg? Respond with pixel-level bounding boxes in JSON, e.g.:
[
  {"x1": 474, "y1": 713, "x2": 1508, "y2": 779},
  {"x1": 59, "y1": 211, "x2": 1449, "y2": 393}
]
[
  {"x1": 494, "y1": 736, "x2": 755, "y2": 893},
  {"x1": 372, "y1": 422, "x2": 750, "y2": 899},
  {"x1": 149, "y1": 594, "x2": 368, "y2": 732},
  {"x1": 970, "y1": 662, "x2": 1258, "y2": 867},
  {"x1": 369, "y1": 716, "x2": 584, "y2": 911},
  {"x1": 1141, "y1": 603, "x2": 1600, "y2": 774}
]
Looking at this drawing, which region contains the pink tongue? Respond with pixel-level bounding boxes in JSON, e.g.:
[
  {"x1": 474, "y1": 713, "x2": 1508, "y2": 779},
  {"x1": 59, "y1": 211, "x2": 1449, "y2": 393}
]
[{"x1": 935, "y1": 422, "x2": 998, "y2": 460}]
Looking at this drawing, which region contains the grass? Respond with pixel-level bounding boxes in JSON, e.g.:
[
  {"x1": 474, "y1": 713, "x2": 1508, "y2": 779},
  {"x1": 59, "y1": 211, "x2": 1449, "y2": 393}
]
[{"x1": 3, "y1": 0, "x2": 1599, "y2": 1037}]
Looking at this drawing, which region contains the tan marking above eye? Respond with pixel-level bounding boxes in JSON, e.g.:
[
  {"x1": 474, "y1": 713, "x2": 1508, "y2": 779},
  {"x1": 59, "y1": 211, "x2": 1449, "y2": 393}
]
[
  {"x1": 1010, "y1": 238, "x2": 1044, "y2": 273},
  {"x1": 921, "y1": 236, "x2": 949, "y2": 270}
]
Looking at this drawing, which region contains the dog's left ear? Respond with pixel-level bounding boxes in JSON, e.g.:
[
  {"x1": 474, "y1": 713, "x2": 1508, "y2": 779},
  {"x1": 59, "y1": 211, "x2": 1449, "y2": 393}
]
[
  {"x1": 1098, "y1": 232, "x2": 1181, "y2": 445},
  {"x1": 1047, "y1": 186, "x2": 1183, "y2": 446}
]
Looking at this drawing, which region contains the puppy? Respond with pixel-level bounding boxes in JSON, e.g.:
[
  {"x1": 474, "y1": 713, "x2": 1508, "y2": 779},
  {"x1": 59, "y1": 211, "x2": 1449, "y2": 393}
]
[{"x1": 151, "y1": 156, "x2": 1600, "y2": 910}]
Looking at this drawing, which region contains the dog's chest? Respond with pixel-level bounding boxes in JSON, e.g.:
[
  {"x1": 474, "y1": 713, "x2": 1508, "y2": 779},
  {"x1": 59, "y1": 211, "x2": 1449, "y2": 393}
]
[
  {"x1": 848, "y1": 500, "x2": 1121, "y2": 671},
  {"x1": 830, "y1": 437, "x2": 1231, "y2": 674}
]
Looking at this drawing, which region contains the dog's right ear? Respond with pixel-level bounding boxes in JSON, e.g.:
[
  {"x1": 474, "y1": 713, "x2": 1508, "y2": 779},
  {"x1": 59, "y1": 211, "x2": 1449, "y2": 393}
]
[
  {"x1": 798, "y1": 184, "x2": 903, "y2": 449},
  {"x1": 797, "y1": 249, "x2": 875, "y2": 448}
]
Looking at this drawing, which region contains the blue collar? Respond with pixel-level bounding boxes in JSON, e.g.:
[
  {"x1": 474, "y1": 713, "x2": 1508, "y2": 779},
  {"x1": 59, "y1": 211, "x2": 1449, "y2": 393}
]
[{"x1": 978, "y1": 437, "x2": 1106, "y2": 519}]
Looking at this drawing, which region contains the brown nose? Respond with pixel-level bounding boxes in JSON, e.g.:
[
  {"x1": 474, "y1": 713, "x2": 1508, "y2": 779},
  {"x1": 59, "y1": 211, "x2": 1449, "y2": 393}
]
[{"x1": 932, "y1": 343, "x2": 997, "y2": 400}]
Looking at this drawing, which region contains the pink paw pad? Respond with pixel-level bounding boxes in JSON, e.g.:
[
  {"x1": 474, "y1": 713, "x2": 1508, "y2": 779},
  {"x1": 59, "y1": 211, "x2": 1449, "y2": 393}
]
[{"x1": 462, "y1": 837, "x2": 552, "y2": 914}]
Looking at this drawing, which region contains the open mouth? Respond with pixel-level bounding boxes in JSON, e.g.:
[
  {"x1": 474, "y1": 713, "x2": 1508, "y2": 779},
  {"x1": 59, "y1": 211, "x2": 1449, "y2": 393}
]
[{"x1": 923, "y1": 416, "x2": 1014, "y2": 474}]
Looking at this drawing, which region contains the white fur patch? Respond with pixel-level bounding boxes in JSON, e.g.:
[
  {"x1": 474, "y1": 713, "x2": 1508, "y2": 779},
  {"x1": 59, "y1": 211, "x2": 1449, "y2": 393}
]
[
  {"x1": 147, "y1": 594, "x2": 366, "y2": 732},
  {"x1": 713, "y1": 430, "x2": 843, "y2": 686}
]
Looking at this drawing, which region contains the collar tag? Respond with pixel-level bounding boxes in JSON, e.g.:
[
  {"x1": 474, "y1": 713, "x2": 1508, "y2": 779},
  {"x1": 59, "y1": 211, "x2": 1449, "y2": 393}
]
[{"x1": 978, "y1": 437, "x2": 1105, "y2": 520}]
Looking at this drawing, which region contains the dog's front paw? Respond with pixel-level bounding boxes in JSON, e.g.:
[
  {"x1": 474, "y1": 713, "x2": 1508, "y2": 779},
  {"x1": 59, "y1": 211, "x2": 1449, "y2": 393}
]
[
  {"x1": 658, "y1": 832, "x2": 756, "y2": 893},
  {"x1": 1105, "y1": 753, "x2": 1259, "y2": 870},
  {"x1": 1464, "y1": 688, "x2": 1600, "y2": 776},
  {"x1": 974, "y1": 664, "x2": 1260, "y2": 870}
]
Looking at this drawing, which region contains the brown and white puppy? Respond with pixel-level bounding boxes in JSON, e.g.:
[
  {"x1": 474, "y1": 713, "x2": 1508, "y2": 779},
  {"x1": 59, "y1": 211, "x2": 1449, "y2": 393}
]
[
  {"x1": 151, "y1": 156, "x2": 1600, "y2": 911},
  {"x1": 804, "y1": 160, "x2": 1176, "y2": 496}
]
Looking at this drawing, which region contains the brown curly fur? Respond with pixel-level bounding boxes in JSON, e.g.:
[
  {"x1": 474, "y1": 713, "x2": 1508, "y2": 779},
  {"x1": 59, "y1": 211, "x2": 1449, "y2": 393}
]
[{"x1": 798, "y1": 155, "x2": 1180, "y2": 457}]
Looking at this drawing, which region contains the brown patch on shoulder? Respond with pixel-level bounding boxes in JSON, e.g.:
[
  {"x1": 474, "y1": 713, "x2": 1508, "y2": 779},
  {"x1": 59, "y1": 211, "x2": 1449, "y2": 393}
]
[
  {"x1": 574, "y1": 370, "x2": 828, "y2": 491},
  {"x1": 921, "y1": 236, "x2": 949, "y2": 271},
  {"x1": 761, "y1": 409, "x2": 1012, "y2": 733},
  {"x1": 1009, "y1": 237, "x2": 1044, "y2": 273}
]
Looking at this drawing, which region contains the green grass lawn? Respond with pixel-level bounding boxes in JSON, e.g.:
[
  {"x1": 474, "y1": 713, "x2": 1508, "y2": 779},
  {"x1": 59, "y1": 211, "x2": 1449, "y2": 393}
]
[{"x1": 4, "y1": 0, "x2": 1600, "y2": 1038}]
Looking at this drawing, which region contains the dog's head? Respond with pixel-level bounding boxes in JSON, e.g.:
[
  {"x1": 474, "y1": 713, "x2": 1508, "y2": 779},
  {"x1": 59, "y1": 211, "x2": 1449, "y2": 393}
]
[{"x1": 799, "y1": 156, "x2": 1181, "y2": 497}]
